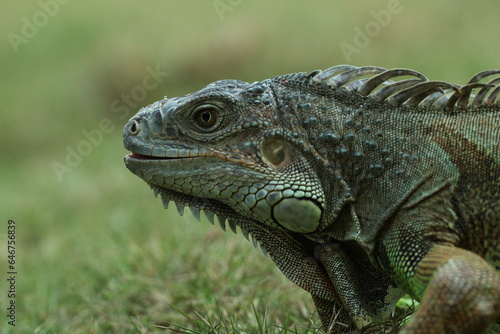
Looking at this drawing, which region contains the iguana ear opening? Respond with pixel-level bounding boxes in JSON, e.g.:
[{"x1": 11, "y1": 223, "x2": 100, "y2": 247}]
[{"x1": 261, "y1": 135, "x2": 289, "y2": 168}]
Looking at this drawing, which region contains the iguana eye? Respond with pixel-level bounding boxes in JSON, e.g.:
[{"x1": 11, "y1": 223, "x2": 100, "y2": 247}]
[{"x1": 192, "y1": 105, "x2": 219, "y2": 130}]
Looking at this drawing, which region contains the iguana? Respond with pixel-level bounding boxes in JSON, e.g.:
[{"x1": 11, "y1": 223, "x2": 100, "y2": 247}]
[{"x1": 123, "y1": 65, "x2": 500, "y2": 333}]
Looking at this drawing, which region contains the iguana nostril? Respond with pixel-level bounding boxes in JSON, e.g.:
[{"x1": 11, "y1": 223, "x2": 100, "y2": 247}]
[{"x1": 129, "y1": 120, "x2": 139, "y2": 135}]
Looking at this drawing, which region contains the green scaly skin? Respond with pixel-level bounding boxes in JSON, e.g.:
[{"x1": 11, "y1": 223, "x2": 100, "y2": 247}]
[{"x1": 123, "y1": 66, "x2": 500, "y2": 333}]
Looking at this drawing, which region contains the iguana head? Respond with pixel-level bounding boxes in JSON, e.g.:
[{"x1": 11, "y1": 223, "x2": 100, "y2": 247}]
[{"x1": 123, "y1": 77, "x2": 339, "y2": 234}]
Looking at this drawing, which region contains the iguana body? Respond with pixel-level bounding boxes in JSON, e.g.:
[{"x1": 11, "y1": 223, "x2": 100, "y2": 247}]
[{"x1": 123, "y1": 65, "x2": 500, "y2": 333}]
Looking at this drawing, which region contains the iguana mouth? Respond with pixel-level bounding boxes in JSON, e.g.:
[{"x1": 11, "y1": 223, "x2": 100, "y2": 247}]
[
  {"x1": 127, "y1": 152, "x2": 198, "y2": 160},
  {"x1": 128, "y1": 152, "x2": 160, "y2": 160}
]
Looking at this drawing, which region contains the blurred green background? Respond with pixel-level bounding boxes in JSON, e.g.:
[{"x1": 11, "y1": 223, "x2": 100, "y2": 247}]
[{"x1": 1, "y1": 1, "x2": 498, "y2": 333}]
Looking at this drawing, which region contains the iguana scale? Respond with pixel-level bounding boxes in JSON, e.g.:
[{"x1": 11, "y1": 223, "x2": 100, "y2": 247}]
[{"x1": 123, "y1": 65, "x2": 500, "y2": 333}]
